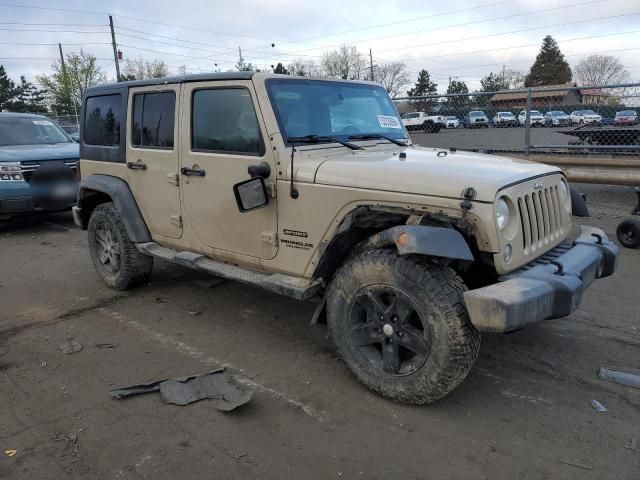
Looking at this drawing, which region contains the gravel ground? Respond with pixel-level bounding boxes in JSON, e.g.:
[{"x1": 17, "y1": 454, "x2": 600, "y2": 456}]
[{"x1": 1, "y1": 183, "x2": 639, "y2": 479}]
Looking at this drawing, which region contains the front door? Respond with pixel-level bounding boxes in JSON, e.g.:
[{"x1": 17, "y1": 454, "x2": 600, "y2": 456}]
[
  {"x1": 126, "y1": 84, "x2": 182, "y2": 238},
  {"x1": 180, "y1": 81, "x2": 277, "y2": 259}
]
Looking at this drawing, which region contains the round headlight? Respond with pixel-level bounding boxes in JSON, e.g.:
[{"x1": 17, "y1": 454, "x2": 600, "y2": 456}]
[{"x1": 496, "y1": 197, "x2": 510, "y2": 230}]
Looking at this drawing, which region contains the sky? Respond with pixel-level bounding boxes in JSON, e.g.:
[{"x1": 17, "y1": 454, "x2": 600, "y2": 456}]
[{"x1": 0, "y1": 0, "x2": 639, "y2": 94}]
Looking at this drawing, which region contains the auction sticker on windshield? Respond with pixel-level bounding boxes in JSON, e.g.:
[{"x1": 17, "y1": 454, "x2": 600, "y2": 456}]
[
  {"x1": 377, "y1": 115, "x2": 402, "y2": 129},
  {"x1": 32, "y1": 120, "x2": 54, "y2": 126}
]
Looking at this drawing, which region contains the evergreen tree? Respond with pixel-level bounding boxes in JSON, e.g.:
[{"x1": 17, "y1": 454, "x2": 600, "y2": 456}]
[
  {"x1": 273, "y1": 62, "x2": 289, "y2": 75},
  {"x1": 0, "y1": 65, "x2": 17, "y2": 111},
  {"x1": 480, "y1": 72, "x2": 504, "y2": 93},
  {"x1": 525, "y1": 36, "x2": 572, "y2": 87},
  {"x1": 407, "y1": 69, "x2": 438, "y2": 97},
  {"x1": 11, "y1": 76, "x2": 47, "y2": 113},
  {"x1": 445, "y1": 80, "x2": 469, "y2": 108},
  {"x1": 406, "y1": 70, "x2": 438, "y2": 110}
]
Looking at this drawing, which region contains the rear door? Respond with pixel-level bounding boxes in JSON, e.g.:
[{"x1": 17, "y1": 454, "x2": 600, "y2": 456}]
[{"x1": 126, "y1": 84, "x2": 182, "y2": 238}]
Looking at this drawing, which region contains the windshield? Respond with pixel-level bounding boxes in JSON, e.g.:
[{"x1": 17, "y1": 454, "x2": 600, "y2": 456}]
[
  {"x1": 583, "y1": 110, "x2": 597, "y2": 115},
  {"x1": 402, "y1": 113, "x2": 420, "y2": 119},
  {"x1": 446, "y1": 116, "x2": 457, "y2": 120},
  {"x1": 266, "y1": 79, "x2": 407, "y2": 143},
  {"x1": 498, "y1": 112, "x2": 513, "y2": 117},
  {"x1": 550, "y1": 111, "x2": 565, "y2": 116},
  {"x1": 0, "y1": 117, "x2": 70, "y2": 146},
  {"x1": 617, "y1": 110, "x2": 635, "y2": 116},
  {"x1": 469, "y1": 111, "x2": 485, "y2": 117}
]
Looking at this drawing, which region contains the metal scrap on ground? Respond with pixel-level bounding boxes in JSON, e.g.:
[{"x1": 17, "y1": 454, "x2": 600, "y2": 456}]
[{"x1": 109, "y1": 368, "x2": 253, "y2": 411}]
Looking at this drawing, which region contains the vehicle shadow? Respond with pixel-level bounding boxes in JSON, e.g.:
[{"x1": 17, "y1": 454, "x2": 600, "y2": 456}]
[{"x1": 0, "y1": 211, "x2": 75, "y2": 235}]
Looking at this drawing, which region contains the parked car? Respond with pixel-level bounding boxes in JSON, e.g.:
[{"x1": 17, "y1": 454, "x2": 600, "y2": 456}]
[
  {"x1": 492, "y1": 112, "x2": 517, "y2": 127},
  {"x1": 462, "y1": 111, "x2": 489, "y2": 128},
  {"x1": 73, "y1": 71, "x2": 618, "y2": 404},
  {"x1": 517, "y1": 110, "x2": 545, "y2": 127},
  {"x1": 614, "y1": 110, "x2": 638, "y2": 126},
  {"x1": 544, "y1": 111, "x2": 571, "y2": 127},
  {"x1": 401, "y1": 112, "x2": 442, "y2": 133},
  {"x1": 570, "y1": 110, "x2": 602, "y2": 126},
  {"x1": 0, "y1": 112, "x2": 79, "y2": 220},
  {"x1": 442, "y1": 116, "x2": 459, "y2": 128}
]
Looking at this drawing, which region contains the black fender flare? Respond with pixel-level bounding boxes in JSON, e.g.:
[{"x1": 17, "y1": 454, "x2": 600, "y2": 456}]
[
  {"x1": 570, "y1": 187, "x2": 590, "y2": 217},
  {"x1": 359, "y1": 225, "x2": 474, "y2": 261},
  {"x1": 77, "y1": 174, "x2": 151, "y2": 242}
]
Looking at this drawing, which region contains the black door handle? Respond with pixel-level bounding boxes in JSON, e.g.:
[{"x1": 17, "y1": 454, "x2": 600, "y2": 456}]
[
  {"x1": 181, "y1": 166, "x2": 206, "y2": 177},
  {"x1": 247, "y1": 162, "x2": 271, "y2": 178},
  {"x1": 127, "y1": 161, "x2": 147, "y2": 170}
]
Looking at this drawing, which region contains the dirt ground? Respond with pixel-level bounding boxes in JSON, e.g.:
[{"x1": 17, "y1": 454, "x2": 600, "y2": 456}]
[{"x1": 1, "y1": 183, "x2": 639, "y2": 479}]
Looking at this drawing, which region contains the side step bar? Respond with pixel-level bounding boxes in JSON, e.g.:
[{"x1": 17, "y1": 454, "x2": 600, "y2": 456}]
[{"x1": 136, "y1": 242, "x2": 321, "y2": 301}]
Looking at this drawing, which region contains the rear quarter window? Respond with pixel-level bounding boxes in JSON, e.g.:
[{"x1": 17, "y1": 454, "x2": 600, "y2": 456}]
[{"x1": 84, "y1": 94, "x2": 121, "y2": 146}]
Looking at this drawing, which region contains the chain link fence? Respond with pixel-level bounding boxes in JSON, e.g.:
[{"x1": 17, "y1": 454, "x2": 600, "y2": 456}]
[
  {"x1": 46, "y1": 115, "x2": 80, "y2": 135},
  {"x1": 394, "y1": 82, "x2": 640, "y2": 155}
]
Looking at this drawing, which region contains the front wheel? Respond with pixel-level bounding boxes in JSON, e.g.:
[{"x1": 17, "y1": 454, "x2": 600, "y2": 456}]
[
  {"x1": 326, "y1": 249, "x2": 480, "y2": 404},
  {"x1": 617, "y1": 218, "x2": 640, "y2": 249},
  {"x1": 88, "y1": 202, "x2": 153, "y2": 290}
]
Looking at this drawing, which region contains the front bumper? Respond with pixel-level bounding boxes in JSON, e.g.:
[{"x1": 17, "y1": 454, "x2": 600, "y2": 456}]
[
  {"x1": 463, "y1": 226, "x2": 619, "y2": 333},
  {"x1": 0, "y1": 181, "x2": 77, "y2": 217}
]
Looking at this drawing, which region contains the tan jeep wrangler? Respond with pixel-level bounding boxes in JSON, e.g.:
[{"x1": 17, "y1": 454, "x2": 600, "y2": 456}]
[{"x1": 74, "y1": 72, "x2": 619, "y2": 404}]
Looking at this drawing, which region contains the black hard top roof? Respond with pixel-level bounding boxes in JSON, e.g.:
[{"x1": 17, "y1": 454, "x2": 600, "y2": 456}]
[{"x1": 85, "y1": 71, "x2": 255, "y2": 95}]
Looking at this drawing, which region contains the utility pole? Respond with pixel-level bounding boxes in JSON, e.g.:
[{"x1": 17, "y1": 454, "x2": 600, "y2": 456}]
[
  {"x1": 501, "y1": 64, "x2": 506, "y2": 89},
  {"x1": 238, "y1": 46, "x2": 243, "y2": 68},
  {"x1": 58, "y1": 43, "x2": 78, "y2": 124},
  {"x1": 109, "y1": 15, "x2": 121, "y2": 81},
  {"x1": 369, "y1": 49, "x2": 374, "y2": 81}
]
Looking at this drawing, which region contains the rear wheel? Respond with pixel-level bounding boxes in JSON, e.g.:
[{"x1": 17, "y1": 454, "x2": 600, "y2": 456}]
[
  {"x1": 327, "y1": 249, "x2": 480, "y2": 404},
  {"x1": 88, "y1": 202, "x2": 153, "y2": 290},
  {"x1": 617, "y1": 218, "x2": 640, "y2": 249}
]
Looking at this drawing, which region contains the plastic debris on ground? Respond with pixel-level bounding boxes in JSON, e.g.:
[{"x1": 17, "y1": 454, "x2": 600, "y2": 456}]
[
  {"x1": 59, "y1": 340, "x2": 83, "y2": 355},
  {"x1": 4, "y1": 449, "x2": 17, "y2": 457},
  {"x1": 590, "y1": 399, "x2": 607, "y2": 412},
  {"x1": 109, "y1": 368, "x2": 253, "y2": 411},
  {"x1": 598, "y1": 367, "x2": 640, "y2": 390}
]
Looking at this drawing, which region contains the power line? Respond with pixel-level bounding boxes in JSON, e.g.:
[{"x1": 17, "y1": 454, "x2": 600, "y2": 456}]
[
  {"x1": 377, "y1": 10, "x2": 640, "y2": 53},
  {"x1": 114, "y1": 27, "x2": 239, "y2": 53},
  {"x1": 243, "y1": 0, "x2": 518, "y2": 51},
  {"x1": 0, "y1": 27, "x2": 107, "y2": 34},
  {"x1": 275, "y1": 0, "x2": 606, "y2": 55},
  {"x1": 0, "y1": 42, "x2": 111, "y2": 45},
  {"x1": 0, "y1": 22, "x2": 105, "y2": 26}
]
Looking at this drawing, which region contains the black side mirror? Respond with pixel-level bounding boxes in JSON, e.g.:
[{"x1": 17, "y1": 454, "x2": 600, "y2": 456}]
[
  {"x1": 71, "y1": 133, "x2": 80, "y2": 143},
  {"x1": 233, "y1": 177, "x2": 269, "y2": 213}
]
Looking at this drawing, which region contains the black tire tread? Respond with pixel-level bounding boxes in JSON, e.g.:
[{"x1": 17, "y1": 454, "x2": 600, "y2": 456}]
[
  {"x1": 327, "y1": 248, "x2": 480, "y2": 404},
  {"x1": 88, "y1": 202, "x2": 153, "y2": 290}
]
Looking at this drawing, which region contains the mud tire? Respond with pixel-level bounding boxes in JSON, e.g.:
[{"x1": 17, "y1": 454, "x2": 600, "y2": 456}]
[
  {"x1": 326, "y1": 249, "x2": 480, "y2": 404},
  {"x1": 88, "y1": 202, "x2": 153, "y2": 290}
]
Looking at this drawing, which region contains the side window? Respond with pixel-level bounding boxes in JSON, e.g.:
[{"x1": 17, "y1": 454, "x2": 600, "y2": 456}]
[
  {"x1": 192, "y1": 88, "x2": 263, "y2": 155},
  {"x1": 84, "y1": 94, "x2": 121, "y2": 146},
  {"x1": 131, "y1": 91, "x2": 175, "y2": 149}
]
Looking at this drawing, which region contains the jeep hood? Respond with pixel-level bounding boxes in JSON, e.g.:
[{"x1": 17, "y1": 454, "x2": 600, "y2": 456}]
[
  {"x1": 0, "y1": 142, "x2": 79, "y2": 162},
  {"x1": 312, "y1": 146, "x2": 561, "y2": 202}
]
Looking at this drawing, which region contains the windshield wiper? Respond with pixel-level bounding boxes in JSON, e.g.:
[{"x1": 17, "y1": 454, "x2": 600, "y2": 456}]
[
  {"x1": 287, "y1": 135, "x2": 363, "y2": 151},
  {"x1": 348, "y1": 134, "x2": 408, "y2": 147}
]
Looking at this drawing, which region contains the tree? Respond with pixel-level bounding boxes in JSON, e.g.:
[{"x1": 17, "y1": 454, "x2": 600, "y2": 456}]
[
  {"x1": 321, "y1": 45, "x2": 366, "y2": 80},
  {"x1": 574, "y1": 54, "x2": 630, "y2": 86},
  {"x1": 480, "y1": 72, "x2": 504, "y2": 93},
  {"x1": 373, "y1": 61, "x2": 410, "y2": 98},
  {"x1": 287, "y1": 58, "x2": 322, "y2": 78},
  {"x1": 11, "y1": 76, "x2": 47, "y2": 113},
  {"x1": 36, "y1": 49, "x2": 106, "y2": 115},
  {"x1": 0, "y1": 65, "x2": 17, "y2": 111},
  {"x1": 273, "y1": 62, "x2": 289, "y2": 75},
  {"x1": 525, "y1": 35, "x2": 572, "y2": 87},
  {"x1": 406, "y1": 69, "x2": 438, "y2": 110},
  {"x1": 0, "y1": 66, "x2": 46, "y2": 113},
  {"x1": 122, "y1": 57, "x2": 169, "y2": 80},
  {"x1": 235, "y1": 50, "x2": 256, "y2": 72},
  {"x1": 445, "y1": 80, "x2": 469, "y2": 108},
  {"x1": 504, "y1": 69, "x2": 525, "y2": 89}
]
